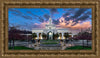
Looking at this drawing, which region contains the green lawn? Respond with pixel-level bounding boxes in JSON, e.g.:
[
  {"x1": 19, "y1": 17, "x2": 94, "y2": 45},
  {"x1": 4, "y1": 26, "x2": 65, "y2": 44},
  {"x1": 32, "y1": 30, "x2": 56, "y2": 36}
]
[
  {"x1": 41, "y1": 39, "x2": 59, "y2": 44},
  {"x1": 9, "y1": 46, "x2": 34, "y2": 50},
  {"x1": 42, "y1": 42, "x2": 58, "y2": 44},
  {"x1": 41, "y1": 39, "x2": 59, "y2": 42},
  {"x1": 65, "y1": 46, "x2": 92, "y2": 50}
]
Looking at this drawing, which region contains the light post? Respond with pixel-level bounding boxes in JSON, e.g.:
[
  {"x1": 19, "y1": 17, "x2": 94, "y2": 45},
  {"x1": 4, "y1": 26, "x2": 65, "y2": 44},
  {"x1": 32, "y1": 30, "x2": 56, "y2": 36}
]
[
  {"x1": 26, "y1": 29, "x2": 30, "y2": 45},
  {"x1": 25, "y1": 29, "x2": 28, "y2": 45},
  {"x1": 27, "y1": 33, "x2": 28, "y2": 45}
]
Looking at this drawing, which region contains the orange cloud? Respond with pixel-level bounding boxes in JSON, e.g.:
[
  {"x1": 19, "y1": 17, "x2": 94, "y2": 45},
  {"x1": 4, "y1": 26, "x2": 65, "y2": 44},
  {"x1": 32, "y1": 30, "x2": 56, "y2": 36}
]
[
  {"x1": 56, "y1": 17, "x2": 91, "y2": 30},
  {"x1": 40, "y1": 21, "x2": 49, "y2": 28},
  {"x1": 72, "y1": 21, "x2": 91, "y2": 29},
  {"x1": 33, "y1": 21, "x2": 49, "y2": 28},
  {"x1": 34, "y1": 23, "x2": 39, "y2": 25},
  {"x1": 56, "y1": 17, "x2": 91, "y2": 34}
]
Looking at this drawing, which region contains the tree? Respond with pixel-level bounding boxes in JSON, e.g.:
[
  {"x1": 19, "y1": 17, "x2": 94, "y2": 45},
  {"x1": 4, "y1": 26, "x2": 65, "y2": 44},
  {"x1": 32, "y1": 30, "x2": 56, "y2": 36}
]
[
  {"x1": 9, "y1": 26, "x2": 33, "y2": 49},
  {"x1": 64, "y1": 32, "x2": 70, "y2": 39},
  {"x1": 9, "y1": 27, "x2": 20, "y2": 49},
  {"x1": 81, "y1": 32, "x2": 92, "y2": 47},
  {"x1": 75, "y1": 31, "x2": 92, "y2": 48},
  {"x1": 54, "y1": 33, "x2": 59, "y2": 40},
  {"x1": 42, "y1": 33, "x2": 47, "y2": 39},
  {"x1": 32, "y1": 33, "x2": 37, "y2": 39}
]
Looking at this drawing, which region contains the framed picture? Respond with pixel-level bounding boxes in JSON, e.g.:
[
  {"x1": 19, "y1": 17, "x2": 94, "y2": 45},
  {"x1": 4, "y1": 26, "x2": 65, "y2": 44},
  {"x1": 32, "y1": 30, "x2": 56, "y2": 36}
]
[{"x1": 0, "y1": 0, "x2": 100, "y2": 58}]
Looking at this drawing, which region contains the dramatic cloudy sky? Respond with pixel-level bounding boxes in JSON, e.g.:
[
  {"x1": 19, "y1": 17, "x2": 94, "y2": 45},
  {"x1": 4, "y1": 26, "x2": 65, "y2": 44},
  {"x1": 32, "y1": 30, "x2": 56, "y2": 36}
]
[{"x1": 8, "y1": 8, "x2": 92, "y2": 34}]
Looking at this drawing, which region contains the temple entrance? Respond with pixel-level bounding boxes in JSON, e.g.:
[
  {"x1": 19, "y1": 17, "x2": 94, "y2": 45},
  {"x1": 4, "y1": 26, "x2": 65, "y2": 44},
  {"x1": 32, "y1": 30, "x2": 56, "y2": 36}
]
[{"x1": 47, "y1": 31, "x2": 53, "y2": 40}]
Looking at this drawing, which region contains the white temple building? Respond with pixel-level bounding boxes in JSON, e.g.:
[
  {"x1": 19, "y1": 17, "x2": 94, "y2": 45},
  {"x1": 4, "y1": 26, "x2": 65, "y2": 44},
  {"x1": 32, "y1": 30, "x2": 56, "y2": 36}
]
[{"x1": 32, "y1": 17, "x2": 74, "y2": 40}]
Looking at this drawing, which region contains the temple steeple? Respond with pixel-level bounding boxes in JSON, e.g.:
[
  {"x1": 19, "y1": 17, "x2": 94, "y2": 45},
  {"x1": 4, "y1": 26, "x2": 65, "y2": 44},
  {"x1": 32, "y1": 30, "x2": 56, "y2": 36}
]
[
  {"x1": 45, "y1": 17, "x2": 56, "y2": 29},
  {"x1": 49, "y1": 17, "x2": 52, "y2": 24}
]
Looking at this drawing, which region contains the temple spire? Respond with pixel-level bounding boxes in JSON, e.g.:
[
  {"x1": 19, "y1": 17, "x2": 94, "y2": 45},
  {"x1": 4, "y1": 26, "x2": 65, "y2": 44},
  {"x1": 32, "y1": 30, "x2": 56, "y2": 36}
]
[{"x1": 49, "y1": 17, "x2": 52, "y2": 24}]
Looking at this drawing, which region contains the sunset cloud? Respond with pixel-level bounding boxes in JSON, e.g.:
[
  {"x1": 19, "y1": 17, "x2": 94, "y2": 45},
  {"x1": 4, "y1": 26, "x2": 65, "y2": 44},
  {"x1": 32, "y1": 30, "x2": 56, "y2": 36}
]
[
  {"x1": 56, "y1": 17, "x2": 91, "y2": 30},
  {"x1": 33, "y1": 21, "x2": 49, "y2": 28}
]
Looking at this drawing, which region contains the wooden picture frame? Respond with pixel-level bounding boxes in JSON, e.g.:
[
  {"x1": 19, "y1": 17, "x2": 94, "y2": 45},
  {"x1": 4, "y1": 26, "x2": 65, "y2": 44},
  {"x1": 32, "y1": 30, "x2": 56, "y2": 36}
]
[{"x1": 0, "y1": 0, "x2": 100, "y2": 58}]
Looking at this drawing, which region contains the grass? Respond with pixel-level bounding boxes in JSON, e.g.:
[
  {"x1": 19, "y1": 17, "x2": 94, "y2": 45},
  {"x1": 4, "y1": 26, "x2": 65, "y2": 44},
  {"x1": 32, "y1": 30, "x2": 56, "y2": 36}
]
[
  {"x1": 42, "y1": 42, "x2": 58, "y2": 44},
  {"x1": 9, "y1": 46, "x2": 34, "y2": 50},
  {"x1": 65, "y1": 46, "x2": 92, "y2": 50},
  {"x1": 41, "y1": 39, "x2": 59, "y2": 42},
  {"x1": 41, "y1": 39, "x2": 59, "y2": 44}
]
